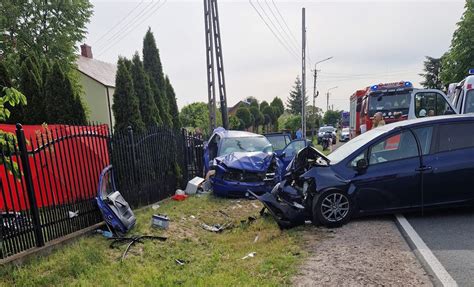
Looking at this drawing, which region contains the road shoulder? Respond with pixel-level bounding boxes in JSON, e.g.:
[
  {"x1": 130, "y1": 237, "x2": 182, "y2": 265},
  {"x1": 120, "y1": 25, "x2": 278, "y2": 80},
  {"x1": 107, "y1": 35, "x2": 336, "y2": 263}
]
[{"x1": 292, "y1": 217, "x2": 433, "y2": 286}]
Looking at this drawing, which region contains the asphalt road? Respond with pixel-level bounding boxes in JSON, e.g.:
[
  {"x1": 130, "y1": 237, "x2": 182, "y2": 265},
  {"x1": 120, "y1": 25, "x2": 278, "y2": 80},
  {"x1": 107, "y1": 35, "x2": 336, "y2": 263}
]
[{"x1": 406, "y1": 207, "x2": 474, "y2": 286}]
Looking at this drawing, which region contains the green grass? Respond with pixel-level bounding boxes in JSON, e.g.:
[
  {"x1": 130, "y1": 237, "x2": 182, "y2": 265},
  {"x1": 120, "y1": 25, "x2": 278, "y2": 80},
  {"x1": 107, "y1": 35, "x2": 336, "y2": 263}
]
[{"x1": 0, "y1": 195, "x2": 309, "y2": 287}]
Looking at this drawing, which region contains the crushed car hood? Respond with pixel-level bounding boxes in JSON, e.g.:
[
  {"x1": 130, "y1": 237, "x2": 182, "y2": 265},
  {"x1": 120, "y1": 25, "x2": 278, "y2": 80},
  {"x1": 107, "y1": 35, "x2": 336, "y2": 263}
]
[{"x1": 214, "y1": 151, "x2": 274, "y2": 173}]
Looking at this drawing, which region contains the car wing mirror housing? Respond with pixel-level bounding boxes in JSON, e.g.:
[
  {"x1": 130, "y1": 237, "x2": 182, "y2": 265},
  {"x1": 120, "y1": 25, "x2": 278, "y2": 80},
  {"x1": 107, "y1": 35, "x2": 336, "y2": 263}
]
[
  {"x1": 278, "y1": 151, "x2": 286, "y2": 158},
  {"x1": 355, "y1": 158, "x2": 368, "y2": 171}
]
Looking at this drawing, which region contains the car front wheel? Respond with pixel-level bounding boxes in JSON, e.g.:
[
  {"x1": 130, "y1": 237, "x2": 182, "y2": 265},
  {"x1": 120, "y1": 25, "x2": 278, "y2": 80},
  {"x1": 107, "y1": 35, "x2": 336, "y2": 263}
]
[{"x1": 312, "y1": 190, "x2": 352, "y2": 228}]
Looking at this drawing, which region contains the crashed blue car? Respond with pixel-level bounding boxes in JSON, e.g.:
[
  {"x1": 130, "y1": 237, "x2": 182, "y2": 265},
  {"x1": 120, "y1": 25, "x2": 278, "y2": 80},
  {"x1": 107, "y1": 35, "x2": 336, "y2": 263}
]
[{"x1": 204, "y1": 128, "x2": 283, "y2": 197}]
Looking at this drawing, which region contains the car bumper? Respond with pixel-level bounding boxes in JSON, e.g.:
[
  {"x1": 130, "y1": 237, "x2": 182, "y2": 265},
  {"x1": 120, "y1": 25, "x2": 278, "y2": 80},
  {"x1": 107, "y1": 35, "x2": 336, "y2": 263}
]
[{"x1": 211, "y1": 177, "x2": 274, "y2": 197}]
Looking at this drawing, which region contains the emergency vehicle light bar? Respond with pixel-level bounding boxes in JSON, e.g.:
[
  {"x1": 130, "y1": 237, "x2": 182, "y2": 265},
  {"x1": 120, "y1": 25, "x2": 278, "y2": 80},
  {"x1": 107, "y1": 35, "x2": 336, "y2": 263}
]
[
  {"x1": 469, "y1": 69, "x2": 474, "y2": 75},
  {"x1": 370, "y1": 81, "x2": 412, "y2": 91}
]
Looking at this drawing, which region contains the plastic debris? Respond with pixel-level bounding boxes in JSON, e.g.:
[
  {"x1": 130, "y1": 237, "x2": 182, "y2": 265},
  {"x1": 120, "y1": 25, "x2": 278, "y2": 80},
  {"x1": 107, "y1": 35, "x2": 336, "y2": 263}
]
[
  {"x1": 185, "y1": 177, "x2": 205, "y2": 195},
  {"x1": 68, "y1": 210, "x2": 79, "y2": 218},
  {"x1": 219, "y1": 210, "x2": 230, "y2": 218},
  {"x1": 152, "y1": 204, "x2": 160, "y2": 210},
  {"x1": 96, "y1": 229, "x2": 113, "y2": 238},
  {"x1": 175, "y1": 259, "x2": 188, "y2": 266},
  {"x1": 242, "y1": 252, "x2": 256, "y2": 259},
  {"x1": 251, "y1": 202, "x2": 259, "y2": 209},
  {"x1": 201, "y1": 223, "x2": 232, "y2": 233},
  {"x1": 190, "y1": 215, "x2": 196, "y2": 219},
  {"x1": 109, "y1": 235, "x2": 167, "y2": 261},
  {"x1": 254, "y1": 235, "x2": 259, "y2": 243}
]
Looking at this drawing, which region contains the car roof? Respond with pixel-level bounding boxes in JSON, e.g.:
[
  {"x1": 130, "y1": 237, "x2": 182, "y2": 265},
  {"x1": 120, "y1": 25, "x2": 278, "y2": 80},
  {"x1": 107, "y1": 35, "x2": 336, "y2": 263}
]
[
  {"x1": 376, "y1": 114, "x2": 474, "y2": 132},
  {"x1": 212, "y1": 127, "x2": 263, "y2": 139},
  {"x1": 263, "y1": 132, "x2": 290, "y2": 136}
]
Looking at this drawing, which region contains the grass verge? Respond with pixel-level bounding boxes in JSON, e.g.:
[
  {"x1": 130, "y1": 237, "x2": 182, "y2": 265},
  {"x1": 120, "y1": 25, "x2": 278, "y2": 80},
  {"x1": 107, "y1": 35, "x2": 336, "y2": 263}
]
[{"x1": 0, "y1": 195, "x2": 308, "y2": 287}]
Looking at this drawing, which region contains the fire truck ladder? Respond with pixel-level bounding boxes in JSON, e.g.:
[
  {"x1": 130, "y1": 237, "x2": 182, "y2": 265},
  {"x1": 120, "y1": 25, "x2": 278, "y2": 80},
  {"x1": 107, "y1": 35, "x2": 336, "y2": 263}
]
[{"x1": 204, "y1": 0, "x2": 228, "y2": 130}]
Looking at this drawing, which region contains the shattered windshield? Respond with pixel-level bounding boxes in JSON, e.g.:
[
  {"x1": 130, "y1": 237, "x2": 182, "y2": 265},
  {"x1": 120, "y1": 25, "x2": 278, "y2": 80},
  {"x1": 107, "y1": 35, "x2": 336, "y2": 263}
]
[
  {"x1": 368, "y1": 92, "x2": 410, "y2": 117},
  {"x1": 218, "y1": 136, "x2": 273, "y2": 156}
]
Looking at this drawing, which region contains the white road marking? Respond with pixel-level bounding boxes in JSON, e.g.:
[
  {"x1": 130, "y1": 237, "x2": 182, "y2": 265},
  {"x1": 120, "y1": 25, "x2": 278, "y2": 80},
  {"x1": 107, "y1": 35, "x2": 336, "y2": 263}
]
[{"x1": 395, "y1": 214, "x2": 457, "y2": 287}]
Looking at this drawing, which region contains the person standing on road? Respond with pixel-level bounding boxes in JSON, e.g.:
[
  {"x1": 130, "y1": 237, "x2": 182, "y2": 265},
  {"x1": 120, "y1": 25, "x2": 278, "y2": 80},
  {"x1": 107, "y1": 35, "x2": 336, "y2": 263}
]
[
  {"x1": 296, "y1": 128, "x2": 303, "y2": 139},
  {"x1": 373, "y1": 112, "x2": 386, "y2": 128}
]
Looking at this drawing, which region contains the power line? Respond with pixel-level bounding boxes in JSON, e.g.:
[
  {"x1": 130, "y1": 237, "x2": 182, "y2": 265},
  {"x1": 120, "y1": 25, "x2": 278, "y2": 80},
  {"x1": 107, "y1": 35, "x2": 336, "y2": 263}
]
[
  {"x1": 263, "y1": 0, "x2": 300, "y2": 55},
  {"x1": 249, "y1": 0, "x2": 299, "y2": 60},
  {"x1": 95, "y1": 0, "x2": 160, "y2": 52},
  {"x1": 270, "y1": 0, "x2": 300, "y2": 47},
  {"x1": 97, "y1": 0, "x2": 167, "y2": 57},
  {"x1": 92, "y1": 0, "x2": 145, "y2": 46}
]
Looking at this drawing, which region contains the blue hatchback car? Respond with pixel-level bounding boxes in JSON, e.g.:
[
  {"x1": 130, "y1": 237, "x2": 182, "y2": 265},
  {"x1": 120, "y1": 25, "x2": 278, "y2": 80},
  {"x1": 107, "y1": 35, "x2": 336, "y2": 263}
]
[
  {"x1": 204, "y1": 128, "x2": 311, "y2": 197},
  {"x1": 251, "y1": 115, "x2": 474, "y2": 228}
]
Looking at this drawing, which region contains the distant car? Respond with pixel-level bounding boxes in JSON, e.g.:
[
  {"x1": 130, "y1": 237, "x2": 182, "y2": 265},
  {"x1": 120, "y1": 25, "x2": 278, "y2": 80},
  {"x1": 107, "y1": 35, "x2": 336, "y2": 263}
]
[
  {"x1": 339, "y1": 127, "x2": 350, "y2": 142},
  {"x1": 317, "y1": 126, "x2": 336, "y2": 144},
  {"x1": 451, "y1": 73, "x2": 474, "y2": 114},
  {"x1": 252, "y1": 115, "x2": 474, "y2": 228},
  {"x1": 203, "y1": 128, "x2": 281, "y2": 197},
  {"x1": 263, "y1": 132, "x2": 292, "y2": 155}
]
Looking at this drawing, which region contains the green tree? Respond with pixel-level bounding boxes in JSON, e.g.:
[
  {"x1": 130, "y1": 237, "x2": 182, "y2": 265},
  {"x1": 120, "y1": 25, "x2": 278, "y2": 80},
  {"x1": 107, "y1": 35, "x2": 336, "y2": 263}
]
[
  {"x1": 180, "y1": 102, "x2": 210, "y2": 134},
  {"x1": 165, "y1": 76, "x2": 180, "y2": 129},
  {"x1": 235, "y1": 107, "x2": 252, "y2": 129},
  {"x1": 247, "y1": 97, "x2": 259, "y2": 108},
  {"x1": 2, "y1": 0, "x2": 93, "y2": 70},
  {"x1": 44, "y1": 62, "x2": 85, "y2": 124},
  {"x1": 15, "y1": 54, "x2": 44, "y2": 124},
  {"x1": 228, "y1": 115, "x2": 240, "y2": 130},
  {"x1": 284, "y1": 115, "x2": 302, "y2": 132},
  {"x1": 260, "y1": 101, "x2": 269, "y2": 112},
  {"x1": 131, "y1": 53, "x2": 160, "y2": 127},
  {"x1": 249, "y1": 106, "x2": 263, "y2": 133},
  {"x1": 420, "y1": 56, "x2": 443, "y2": 89},
  {"x1": 262, "y1": 105, "x2": 276, "y2": 132},
  {"x1": 0, "y1": 61, "x2": 27, "y2": 122},
  {"x1": 270, "y1": 97, "x2": 285, "y2": 118},
  {"x1": 142, "y1": 28, "x2": 172, "y2": 127},
  {"x1": 440, "y1": 0, "x2": 474, "y2": 84},
  {"x1": 112, "y1": 58, "x2": 145, "y2": 133},
  {"x1": 323, "y1": 110, "x2": 341, "y2": 127},
  {"x1": 286, "y1": 76, "x2": 307, "y2": 115}
]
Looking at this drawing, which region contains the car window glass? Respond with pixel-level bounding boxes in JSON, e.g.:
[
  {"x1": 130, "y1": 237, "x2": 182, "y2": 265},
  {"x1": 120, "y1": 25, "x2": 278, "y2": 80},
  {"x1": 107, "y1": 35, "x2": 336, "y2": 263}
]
[
  {"x1": 464, "y1": 90, "x2": 474, "y2": 114},
  {"x1": 415, "y1": 92, "x2": 451, "y2": 118},
  {"x1": 283, "y1": 140, "x2": 307, "y2": 158},
  {"x1": 369, "y1": 131, "x2": 418, "y2": 165},
  {"x1": 413, "y1": 126, "x2": 433, "y2": 155},
  {"x1": 266, "y1": 135, "x2": 288, "y2": 151},
  {"x1": 438, "y1": 122, "x2": 474, "y2": 152},
  {"x1": 209, "y1": 135, "x2": 220, "y2": 160},
  {"x1": 350, "y1": 151, "x2": 366, "y2": 167}
]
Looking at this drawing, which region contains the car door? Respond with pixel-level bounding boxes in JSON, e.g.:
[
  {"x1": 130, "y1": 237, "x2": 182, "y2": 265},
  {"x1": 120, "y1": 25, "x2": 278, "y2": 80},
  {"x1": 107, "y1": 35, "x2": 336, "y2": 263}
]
[
  {"x1": 280, "y1": 140, "x2": 309, "y2": 170},
  {"x1": 422, "y1": 121, "x2": 474, "y2": 206},
  {"x1": 412, "y1": 90, "x2": 456, "y2": 118},
  {"x1": 203, "y1": 134, "x2": 220, "y2": 173},
  {"x1": 351, "y1": 130, "x2": 423, "y2": 213}
]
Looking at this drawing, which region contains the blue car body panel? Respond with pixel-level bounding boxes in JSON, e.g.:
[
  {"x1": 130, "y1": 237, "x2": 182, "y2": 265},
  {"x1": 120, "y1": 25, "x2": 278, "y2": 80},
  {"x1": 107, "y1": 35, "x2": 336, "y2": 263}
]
[
  {"x1": 253, "y1": 115, "x2": 474, "y2": 227},
  {"x1": 214, "y1": 151, "x2": 274, "y2": 173}
]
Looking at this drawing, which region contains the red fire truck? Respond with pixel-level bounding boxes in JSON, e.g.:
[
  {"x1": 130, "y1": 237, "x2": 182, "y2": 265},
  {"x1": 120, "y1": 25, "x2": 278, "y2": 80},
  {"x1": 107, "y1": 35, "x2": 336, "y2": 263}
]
[{"x1": 349, "y1": 88, "x2": 368, "y2": 139}]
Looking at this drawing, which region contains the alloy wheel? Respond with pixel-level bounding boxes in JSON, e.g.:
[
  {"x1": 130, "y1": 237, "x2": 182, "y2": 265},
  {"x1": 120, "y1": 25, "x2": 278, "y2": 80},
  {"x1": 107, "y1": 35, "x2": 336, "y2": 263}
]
[{"x1": 320, "y1": 193, "x2": 349, "y2": 222}]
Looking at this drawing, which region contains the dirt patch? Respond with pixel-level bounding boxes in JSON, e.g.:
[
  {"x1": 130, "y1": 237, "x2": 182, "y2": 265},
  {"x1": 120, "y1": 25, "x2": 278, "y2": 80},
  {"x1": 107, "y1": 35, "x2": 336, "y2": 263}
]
[{"x1": 293, "y1": 217, "x2": 433, "y2": 286}]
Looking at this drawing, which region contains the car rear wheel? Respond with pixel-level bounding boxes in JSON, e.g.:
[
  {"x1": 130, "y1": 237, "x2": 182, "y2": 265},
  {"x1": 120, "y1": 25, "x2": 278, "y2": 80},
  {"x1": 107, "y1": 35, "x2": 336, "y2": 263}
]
[{"x1": 312, "y1": 190, "x2": 352, "y2": 228}]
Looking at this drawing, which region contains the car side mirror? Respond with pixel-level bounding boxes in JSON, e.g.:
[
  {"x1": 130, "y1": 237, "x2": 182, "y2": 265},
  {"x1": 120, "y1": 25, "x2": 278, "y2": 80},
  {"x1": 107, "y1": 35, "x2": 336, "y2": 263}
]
[
  {"x1": 355, "y1": 158, "x2": 368, "y2": 171},
  {"x1": 278, "y1": 151, "x2": 286, "y2": 158},
  {"x1": 444, "y1": 109, "x2": 455, "y2": 115}
]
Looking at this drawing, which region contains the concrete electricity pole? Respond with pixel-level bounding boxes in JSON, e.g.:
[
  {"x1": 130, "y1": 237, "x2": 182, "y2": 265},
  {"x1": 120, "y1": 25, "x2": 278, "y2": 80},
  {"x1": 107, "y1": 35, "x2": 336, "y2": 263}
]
[
  {"x1": 311, "y1": 56, "x2": 333, "y2": 140},
  {"x1": 326, "y1": 86, "x2": 338, "y2": 111},
  {"x1": 301, "y1": 8, "x2": 306, "y2": 139}
]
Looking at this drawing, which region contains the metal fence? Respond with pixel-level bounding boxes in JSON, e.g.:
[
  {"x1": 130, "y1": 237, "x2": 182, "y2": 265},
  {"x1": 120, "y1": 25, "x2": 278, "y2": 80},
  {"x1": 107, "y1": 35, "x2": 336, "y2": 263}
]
[
  {"x1": 0, "y1": 124, "x2": 110, "y2": 259},
  {"x1": 0, "y1": 123, "x2": 204, "y2": 260},
  {"x1": 110, "y1": 126, "x2": 204, "y2": 209}
]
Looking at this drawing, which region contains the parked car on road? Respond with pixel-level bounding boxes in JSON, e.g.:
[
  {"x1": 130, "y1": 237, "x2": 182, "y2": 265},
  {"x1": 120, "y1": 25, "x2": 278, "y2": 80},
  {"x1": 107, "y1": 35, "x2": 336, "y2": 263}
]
[
  {"x1": 251, "y1": 115, "x2": 474, "y2": 228},
  {"x1": 317, "y1": 126, "x2": 336, "y2": 145},
  {"x1": 339, "y1": 127, "x2": 350, "y2": 142}
]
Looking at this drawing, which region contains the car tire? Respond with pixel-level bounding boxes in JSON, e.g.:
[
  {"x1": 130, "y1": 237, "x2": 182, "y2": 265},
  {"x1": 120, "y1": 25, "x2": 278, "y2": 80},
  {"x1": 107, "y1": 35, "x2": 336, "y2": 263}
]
[{"x1": 312, "y1": 190, "x2": 353, "y2": 228}]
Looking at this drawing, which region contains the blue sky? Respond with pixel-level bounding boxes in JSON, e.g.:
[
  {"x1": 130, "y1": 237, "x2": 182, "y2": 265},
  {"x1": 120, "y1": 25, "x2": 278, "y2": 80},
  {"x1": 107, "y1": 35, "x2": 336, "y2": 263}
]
[{"x1": 84, "y1": 0, "x2": 465, "y2": 111}]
